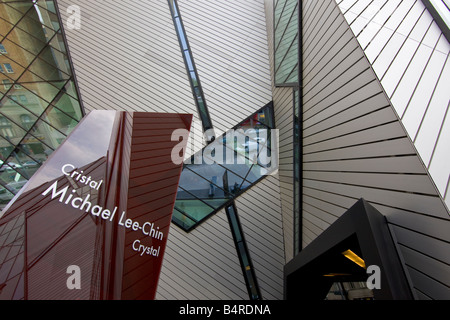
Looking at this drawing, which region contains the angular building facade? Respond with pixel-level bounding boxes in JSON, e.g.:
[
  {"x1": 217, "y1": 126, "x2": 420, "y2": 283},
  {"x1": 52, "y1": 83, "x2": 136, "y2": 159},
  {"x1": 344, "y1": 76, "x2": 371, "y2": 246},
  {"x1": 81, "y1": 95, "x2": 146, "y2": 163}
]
[{"x1": 0, "y1": 0, "x2": 449, "y2": 300}]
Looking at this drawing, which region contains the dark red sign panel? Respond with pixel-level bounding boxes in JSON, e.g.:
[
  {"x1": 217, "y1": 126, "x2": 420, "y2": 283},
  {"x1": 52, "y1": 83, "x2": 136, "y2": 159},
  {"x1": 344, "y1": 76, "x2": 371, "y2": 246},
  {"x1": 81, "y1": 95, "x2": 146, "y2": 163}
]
[{"x1": 0, "y1": 111, "x2": 192, "y2": 300}]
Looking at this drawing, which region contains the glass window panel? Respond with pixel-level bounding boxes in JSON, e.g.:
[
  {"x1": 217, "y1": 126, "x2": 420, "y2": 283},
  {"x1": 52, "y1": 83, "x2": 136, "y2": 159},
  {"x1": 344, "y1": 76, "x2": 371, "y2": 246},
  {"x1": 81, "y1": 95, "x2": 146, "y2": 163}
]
[
  {"x1": 195, "y1": 197, "x2": 228, "y2": 210},
  {"x1": 0, "y1": 80, "x2": 12, "y2": 98},
  {"x1": 174, "y1": 199, "x2": 215, "y2": 222},
  {"x1": 0, "y1": 162, "x2": 28, "y2": 195},
  {"x1": 170, "y1": 0, "x2": 180, "y2": 18},
  {"x1": 221, "y1": 168, "x2": 249, "y2": 196},
  {"x1": 0, "y1": 114, "x2": 28, "y2": 144},
  {"x1": 255, "y1": 106, "x2": 274, "y2": 129},
  {"x1": 25, "y1": 117, "x2": 63, "y2": 152},
  {"x1": 190, "y1": 72, "x2": 198, "y2": 86},
  {"x1": 174, "y1": 18, "x2": 188, "y2": 50},
  {"x1": 18, "y1": 79, "x2": 68, "y2": 104},
  {"x1": 4, "y1": 2, "x2": 34, "y2": 15},
  {"x1": 274, "y1": 0, "x2": 299, "y2": 85},
  {"x1": 0, "y1": 137, "x2": 16, "y2": 162},
  {"x1": 184, "y1": 50, "x2": 195, "y2": 72},
  {"x1": 19, "y1": 130, "x2": 53, "y2": 165},
  {"x1": 0, "y1": 95, "x2": 39, "y2": 130},
  {"x1": 274, "y1": 0, "x2": 287, "y2": 29},
  {"x1": 6, "y1": 26, "x2": 48, "y2": 56},
  {"x1": 3, "y1": 63, "x2": 15, "y2": 74},
  {"x1": 35, "y1": 0, "x2": 57, "y2": 14},
  {"x1": 276, "y1": 37, "x2": 299, "y2": 84},
  {"x1": 221, "y1": 130, "x2": 259, "y2": 164},
  {"x1": 256, "y1": 138, "x2": 273, "y2": 170},
  {"x1": 5, "y1": 145, "x2": 42, "y2": 179},
  {"x1": 0, "y1": 38, "x2": 37, "y2": 68},
  {"x1": 178, "y1": 166, "x2": 228, "y2": 200},
  {"x1": 0, "y1": 4, "x2": 28, "y2": 26},
  {"x1": 31, "y1": 3, "x2": 61, "y2": 32},
  {"x1": 4, "y1": 152, "x2": 31, "y2": 180},
  {"x1": 15, "y1": 8, "x2": 57, "y2": 43},
  {"x1": 3, "y1": 85, "x2": 49, "y2": 117},
  {"x1": 172, "y1": 207, "x2": 197, "y2": 231},
  {"x1": 275, "y1": 1, "x2": 297, "y2": 48},
  {"x1": 184, "y1": 165, "x2": 229, "y2": 196},
  {"x1": 237, "y1": 242, "x2": 250, "y2": 267},
  {"x1": 20, "y1": 59, "x2": 70, "y2": 84},
  {"x1": 51, "y1": 91, "x2": 82, "y2": 121},
  {"x1": 47, "y1": 31, "x2": 68, "y2": 54},
  {"x1": 244, "y1": 163, "x2": 268, "y2": 184},
  {"x1": 39, "y1": 104, "x2": 79, "y2": 136},
  {"x1": 227, "y1": 206, "x2": 243, "y2": 242},
  {"x1": 174, "y1": 103, "x2": 276, "y2": 230},
  {"x1": 60, "y1": 80, "x2": 82, "y2": 102},
  {"x1": 284, "y1": 64, "x2": 299, "y2": 84},
  {"x1": 36, "y1": 45, "x2": 71, "y2": 76},
  {"x1": 0, "y1": 185, "x2": 15, "y2": 209}
]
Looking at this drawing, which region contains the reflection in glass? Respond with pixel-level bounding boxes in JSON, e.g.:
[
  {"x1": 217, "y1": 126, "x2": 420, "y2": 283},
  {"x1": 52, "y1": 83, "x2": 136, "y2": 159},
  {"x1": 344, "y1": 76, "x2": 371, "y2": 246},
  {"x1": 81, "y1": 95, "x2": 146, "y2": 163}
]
[
  {"x1": 0, "y1": 1, "x2": 84, "y2": 209},
  {"x1": 173, "y1": 103, "x2": 275, "y2": 232}
]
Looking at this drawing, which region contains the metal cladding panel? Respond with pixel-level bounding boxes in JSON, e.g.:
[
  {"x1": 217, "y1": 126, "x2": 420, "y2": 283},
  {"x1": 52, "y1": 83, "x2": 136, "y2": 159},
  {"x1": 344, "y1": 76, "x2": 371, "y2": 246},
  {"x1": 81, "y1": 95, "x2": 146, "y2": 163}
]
[
  {"x1": 337, "y1": 0, "x2": 450, "y2": 210},
  {"x1": 0, "y1": 110, "x2": 192, "y2": 300},
  {"x1": 234, "y1": 175, "x2": 285, "y2": 300},
  {"x1": 177, "y1": 0, "x2": 273, "y2": 138},
  {"x1": 302, "y1": 0, "x2": 450, "y2": 299}
]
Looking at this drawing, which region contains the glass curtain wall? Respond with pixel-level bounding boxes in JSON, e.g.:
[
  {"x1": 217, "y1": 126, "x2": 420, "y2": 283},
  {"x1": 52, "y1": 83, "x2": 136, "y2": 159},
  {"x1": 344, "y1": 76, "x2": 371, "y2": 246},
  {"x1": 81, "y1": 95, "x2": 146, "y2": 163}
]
[{"x1": 0, "y1": 0, "x2": 84, "y2": 209}]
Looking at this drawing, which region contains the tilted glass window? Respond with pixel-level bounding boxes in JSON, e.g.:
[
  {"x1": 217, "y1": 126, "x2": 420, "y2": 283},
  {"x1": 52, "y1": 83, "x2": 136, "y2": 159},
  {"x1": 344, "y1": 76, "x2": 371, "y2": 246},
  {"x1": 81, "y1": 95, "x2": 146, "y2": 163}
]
[
  {"x1": 172, "y1": 102, "x2": 276, "y2": 232},
  {"x1": 274, "y1": 0, "x2": 299, "y2": 85},
  {"x1": 168, "y1": 0, "x2": 214, "y2": 139}
]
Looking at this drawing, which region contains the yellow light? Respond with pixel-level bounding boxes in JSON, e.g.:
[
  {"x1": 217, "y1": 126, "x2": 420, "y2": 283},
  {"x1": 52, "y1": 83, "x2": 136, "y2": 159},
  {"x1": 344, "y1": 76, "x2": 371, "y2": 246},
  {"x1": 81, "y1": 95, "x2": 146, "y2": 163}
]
[
  {"x1": 342, "y1": 249, "x2": 366, "y2": 269},
  {"x1": 323, "y1": 273, "x2": 352, "y2": 277}
]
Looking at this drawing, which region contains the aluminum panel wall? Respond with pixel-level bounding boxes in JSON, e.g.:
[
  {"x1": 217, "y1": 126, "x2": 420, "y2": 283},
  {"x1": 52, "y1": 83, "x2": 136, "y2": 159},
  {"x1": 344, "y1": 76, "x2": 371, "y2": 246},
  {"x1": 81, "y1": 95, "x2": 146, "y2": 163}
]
[
  {"x1": 56, "y1": 0, "x2": 204, "y2": 158},
  {"x1": 302, "y1": 0, "x2": 450, "y2": 299},
  {"x1": 156, "y1": 209, "x2": 248, "y2": 300},
  {"x1": 177, "y1": 0, "x2": 273, "y2": 138},
  {"x1": 235, "y1": 175, "x2": 285, "y2": 300},
  {"x1": 337, "y1": 0, "x2": 450, "y2": 210}
]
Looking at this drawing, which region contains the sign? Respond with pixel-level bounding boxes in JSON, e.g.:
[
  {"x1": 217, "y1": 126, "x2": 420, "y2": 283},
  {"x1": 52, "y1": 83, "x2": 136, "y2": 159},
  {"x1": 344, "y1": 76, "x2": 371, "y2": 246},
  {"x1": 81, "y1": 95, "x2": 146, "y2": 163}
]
[{"x1": 0, "y1": 110, "x2": 192, "y2": 300}]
